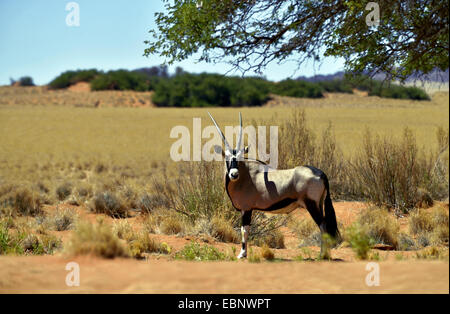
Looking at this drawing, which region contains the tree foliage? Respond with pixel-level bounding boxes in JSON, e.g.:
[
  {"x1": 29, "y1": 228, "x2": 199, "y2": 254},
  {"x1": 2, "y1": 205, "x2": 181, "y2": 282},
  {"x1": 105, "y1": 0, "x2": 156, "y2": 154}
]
[{"x1": 145, "y1": 0, "x2": 449, "y2": 81}]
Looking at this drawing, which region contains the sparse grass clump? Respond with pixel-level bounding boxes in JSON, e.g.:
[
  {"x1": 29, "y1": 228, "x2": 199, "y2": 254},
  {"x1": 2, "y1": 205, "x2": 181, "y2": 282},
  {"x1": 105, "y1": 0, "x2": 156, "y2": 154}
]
[
  {"x1": 45, "y1": 208, "x2": 77, "y2": 231},
  {"x1": 128, "y1": 232, "x2": 170, "y2": 259},
  {"x1": 65, "y1": 220, "x2": 128, "y2": 258},
  {"x1": 160, "y1": 215, "x2": 184, "y2": 235},
  {"x1": 113, "y1": 220, "x2": 134, "y2": 241},
  {"x1": 248, "y1": 248, "x2": 262, "y2": 263},
  {"x1": 416, "y1": 246, "x2": 449, "y2": 260},
  {"x1": 175, "y1": 241, "x2": 230, "y2": 261}
]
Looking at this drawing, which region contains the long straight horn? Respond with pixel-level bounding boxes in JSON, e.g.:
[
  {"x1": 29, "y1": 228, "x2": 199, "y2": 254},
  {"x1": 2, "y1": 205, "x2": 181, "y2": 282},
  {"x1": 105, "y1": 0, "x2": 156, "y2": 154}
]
[
  {"x1": 208, "y1": 112, "x2": 231, "y2": 150},
  {"x1": 236, "y1": 112, "x2": 243, "y2": 150}
]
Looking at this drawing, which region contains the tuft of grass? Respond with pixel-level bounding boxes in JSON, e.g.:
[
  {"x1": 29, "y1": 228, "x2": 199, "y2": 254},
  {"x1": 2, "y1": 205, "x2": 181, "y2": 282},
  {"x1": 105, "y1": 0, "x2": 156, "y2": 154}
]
[
  {"x1": 174, "y1": 241, "x2": 230, "y2": 261},
  {"x1": 44, "y1": 208, "x2": 77, "y2": 231},
  {"x1": 345, "y1": 223, "x2": 372, "y2": 260},
  {"x1": 357, "y1": 208, "x2": 399, "y2": 248},
  {"x1": 128, "y1": 232, "x2": 170, "y2": 259},
  {"x1": 261, "y1": 245, "x2": 275, "y2": 261},
  {"x1": 65, "y1": 220, "x2": 129, "y2": 258}
]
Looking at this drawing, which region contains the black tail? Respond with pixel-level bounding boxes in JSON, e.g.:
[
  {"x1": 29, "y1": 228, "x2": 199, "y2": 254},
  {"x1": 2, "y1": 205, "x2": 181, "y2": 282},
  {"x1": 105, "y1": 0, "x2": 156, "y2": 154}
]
[{"x1": 322, "y1": 174, "x2": 340, "y2": 240}]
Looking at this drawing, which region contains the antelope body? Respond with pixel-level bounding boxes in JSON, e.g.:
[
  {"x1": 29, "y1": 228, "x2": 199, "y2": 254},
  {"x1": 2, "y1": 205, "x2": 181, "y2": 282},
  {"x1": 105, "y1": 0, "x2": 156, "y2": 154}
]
[{"x1": 208, "y1": 112, "x2": 340, "y2": 259}]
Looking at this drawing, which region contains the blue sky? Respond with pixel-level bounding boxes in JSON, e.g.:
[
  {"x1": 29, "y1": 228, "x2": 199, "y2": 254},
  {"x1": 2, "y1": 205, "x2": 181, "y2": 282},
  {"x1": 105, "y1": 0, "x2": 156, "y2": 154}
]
[{"x1": 0, "y1": 0, "x2": 345, "y2": 85}]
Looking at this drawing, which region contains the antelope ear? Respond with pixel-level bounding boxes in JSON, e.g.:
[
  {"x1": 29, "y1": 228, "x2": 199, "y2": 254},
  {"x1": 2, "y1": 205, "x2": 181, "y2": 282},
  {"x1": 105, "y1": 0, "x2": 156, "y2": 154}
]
[
  {"x1": 244, "y1": 146, "x2": 249, "y2": 154},
  {"x1": 214, "y1": 145, "x2": 225, "y2": 157}
]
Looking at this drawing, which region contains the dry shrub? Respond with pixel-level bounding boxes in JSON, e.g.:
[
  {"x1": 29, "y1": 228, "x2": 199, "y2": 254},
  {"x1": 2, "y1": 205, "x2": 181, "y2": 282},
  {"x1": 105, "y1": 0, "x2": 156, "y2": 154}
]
[
  {"x1": 92, "y1": 191, "x2": 129, "y2": 218},
  {"x1": 56, "y1": 182, "x2": 72, "y2": 201},
  {"x1": 253, "y1": 228, "x2": 285, "y2": 249},
  {"x1": 354, "y1": 128, "x2": 449, "y2": 213},
  {"x1": 45, "y1": 208, "x2": 77, "y2": 231},
  {"x1": 66, "y1": 220, "x2": 128, "y2": 258},
  {"x1": 209, "y1": 215, "x2": 239, "y2": 243},
  {"x1": 409, "y1": 209, "x2": 434, "y2": 235},
  {"x1": 410, "y1": 205, "x2": 449, "y2": 246},
  {"x1": 262, "y1": 110, "x2": 356, "y2": 200},
  {"x1": 11, "y1": 187, "x2": 43, "y2": 217},
  {"x1": 261, "y1": 245, "x2": 275, "y2": 261},
  {"x1": 357, "y1": 208, "x2": 400, "y2": 248},
  {"x1": 159, "y1": 215, "x2": 183, "y2": 235}
]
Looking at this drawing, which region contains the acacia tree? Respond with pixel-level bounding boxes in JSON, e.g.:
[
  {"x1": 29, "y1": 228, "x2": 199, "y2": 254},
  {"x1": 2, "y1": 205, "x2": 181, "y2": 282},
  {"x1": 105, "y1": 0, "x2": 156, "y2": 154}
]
[{"x1": 145, "y1": 0, "x2": 448, "y2": 81}]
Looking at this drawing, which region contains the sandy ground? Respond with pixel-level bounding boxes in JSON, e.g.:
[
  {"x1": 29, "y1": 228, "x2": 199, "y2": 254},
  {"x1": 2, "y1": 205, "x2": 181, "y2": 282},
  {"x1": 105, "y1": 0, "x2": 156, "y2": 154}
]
[
  {"x1": 0, "y1": 256, "x2": 448, "y2": 294},
  {"x1": 0, "y1": 202, "x2": 448, "y2": 294}
]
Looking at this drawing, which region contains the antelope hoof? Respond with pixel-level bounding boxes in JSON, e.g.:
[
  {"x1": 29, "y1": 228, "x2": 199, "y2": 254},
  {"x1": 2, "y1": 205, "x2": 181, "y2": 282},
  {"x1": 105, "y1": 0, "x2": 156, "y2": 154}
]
[{"x1": 237, "y1": 249, "x2": 247, "y2": 259}]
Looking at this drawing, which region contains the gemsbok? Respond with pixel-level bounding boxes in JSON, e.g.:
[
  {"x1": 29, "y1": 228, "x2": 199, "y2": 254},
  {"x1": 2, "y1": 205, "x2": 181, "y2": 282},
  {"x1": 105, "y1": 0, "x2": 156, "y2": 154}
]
[{"x1": 208, "y1": 112, "x2": 340, "y2": 259}]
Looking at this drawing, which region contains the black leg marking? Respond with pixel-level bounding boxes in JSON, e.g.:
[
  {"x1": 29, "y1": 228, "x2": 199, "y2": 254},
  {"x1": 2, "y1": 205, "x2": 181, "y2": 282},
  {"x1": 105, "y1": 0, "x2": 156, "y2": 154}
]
[
  {"x1": 304, "y1": 198, "x2": 324, "y2": 227},
  {"x1": 241, "y1": 210, "x2": 253, "y2": 226}
]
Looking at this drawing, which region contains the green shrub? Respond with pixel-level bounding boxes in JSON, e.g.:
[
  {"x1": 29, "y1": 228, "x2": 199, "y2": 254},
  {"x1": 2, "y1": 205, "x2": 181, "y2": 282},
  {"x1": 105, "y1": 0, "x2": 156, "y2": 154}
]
[
  {"x1": 90, "y1": 70, "x2": 151, "y2": 91},
  {"x1": 271, "y1": 79, "x2": 323, "y2": 98},
  {"x1": 49, "y1": 69, "x2": 100, "y2": 89}
]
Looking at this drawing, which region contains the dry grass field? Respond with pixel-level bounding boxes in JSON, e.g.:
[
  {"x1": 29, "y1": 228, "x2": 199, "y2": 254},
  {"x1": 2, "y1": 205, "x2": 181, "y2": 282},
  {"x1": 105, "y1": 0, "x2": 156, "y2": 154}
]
[{"x1": 0, "y1": 86, "x2": 448, "y2": 294}]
